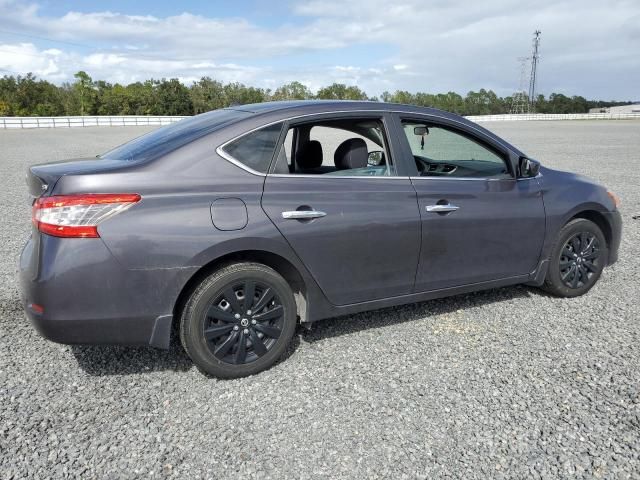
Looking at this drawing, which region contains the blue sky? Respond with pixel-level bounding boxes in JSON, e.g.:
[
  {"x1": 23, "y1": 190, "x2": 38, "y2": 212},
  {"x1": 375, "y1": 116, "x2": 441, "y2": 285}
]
[
  {"x1": 0, "y1": 0, "x2": 638, "y2": 99},
  {"x1": 35, "y1": 1, "x2": 299, "y2": 29}
]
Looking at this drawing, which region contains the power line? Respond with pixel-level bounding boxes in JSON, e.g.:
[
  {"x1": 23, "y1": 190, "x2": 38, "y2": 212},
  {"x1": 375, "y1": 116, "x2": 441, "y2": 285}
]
[
  {"x1": 0, "y1": 28, "x2": 94, "y2": 49},
  {"x1": 0, "y1": 28, "x2": 215, "y2": 63},
  {"x1": 0, "y1": 47, "x2": 82, "y2": 76},
  {"x1": 0, "y1": 48, "x2": 60, "y2": 59},
  {"x1": 0, "y1": 67, "x2": 26, "y2": 76}
]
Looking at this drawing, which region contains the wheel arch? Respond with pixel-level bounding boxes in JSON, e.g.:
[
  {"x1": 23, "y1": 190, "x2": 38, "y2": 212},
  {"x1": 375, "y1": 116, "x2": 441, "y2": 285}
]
[
  {"x1": 173, "y1": 249, "x2": 310, "y2": 330},
  {"x1": 568, "y1": 209, "x2": 613, "y2": 252}
]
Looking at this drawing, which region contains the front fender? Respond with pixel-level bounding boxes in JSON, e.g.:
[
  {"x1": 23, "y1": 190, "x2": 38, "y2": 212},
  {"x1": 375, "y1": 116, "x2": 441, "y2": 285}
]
[{"x1": 538, "y1": 167, "x2": 618, "y2": 260}]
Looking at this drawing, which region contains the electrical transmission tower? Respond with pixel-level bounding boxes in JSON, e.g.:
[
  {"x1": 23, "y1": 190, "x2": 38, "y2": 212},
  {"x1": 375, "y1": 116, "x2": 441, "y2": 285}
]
[
  {"x1": 510, "y1": 30, "x2": 542, "y2": 114},
  {"x1": 528, "y1": 30, "x2": 541, "y2": 112},
  {"x1": 510, "y1": 57, "x2": 530, "y2": 114}
]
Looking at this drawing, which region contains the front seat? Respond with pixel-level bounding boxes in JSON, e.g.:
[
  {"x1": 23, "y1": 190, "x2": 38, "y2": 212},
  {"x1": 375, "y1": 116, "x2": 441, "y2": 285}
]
[{"x1": 334, "y1": 138, "x2": 368, "y2": 170}]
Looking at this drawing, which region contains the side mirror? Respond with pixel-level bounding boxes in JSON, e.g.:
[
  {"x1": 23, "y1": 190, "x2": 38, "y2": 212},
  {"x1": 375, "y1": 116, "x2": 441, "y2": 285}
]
[
  {"x1": 414, "y1": 126, "x2": 429, "y2": 136},
  {"x1": 518, "y1": 157, "x2": 541, "y2": 178},
  {"x1": 367, "y1": 150, "x2": 385, "y2": 166}
]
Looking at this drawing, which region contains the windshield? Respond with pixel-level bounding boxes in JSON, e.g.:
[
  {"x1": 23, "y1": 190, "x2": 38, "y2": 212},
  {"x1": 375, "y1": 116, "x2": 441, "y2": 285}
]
[{"x1": 101, "y1": 109, "x2": 251, "y2": 162}]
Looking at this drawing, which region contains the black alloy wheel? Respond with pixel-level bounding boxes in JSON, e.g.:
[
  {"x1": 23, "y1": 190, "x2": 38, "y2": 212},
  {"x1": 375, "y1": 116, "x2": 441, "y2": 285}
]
[
  {"x1": 559, "y1": 232, "x2": 601, "y2": 289},
  {"x1": 542, "y1": 218, "x2": 607, "y2": 298},
  {"x1": 180, "y1": 263, "x2": 297, "y2": 378},
  {"x1": 203, "y1": 280, "x2": 284, "y2": 365}
]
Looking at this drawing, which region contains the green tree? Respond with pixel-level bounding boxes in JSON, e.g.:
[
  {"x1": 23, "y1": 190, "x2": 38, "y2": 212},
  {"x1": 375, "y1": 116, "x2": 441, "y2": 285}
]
[
  {"x1": 435, "y1": 92, "x2": 466, "y2": 113},
  {"x1": 547, "y1": 93, "x2": 573, "y2": 113},
  {"x1": 73, "y1": 71, "x2": 95, "y2": 115},
  {"x1": 190, "y1": 77, "x2": 225, "y2": 113},
  {"x1": 571, "y1": 95, "x2": 588, "y2": 113},
  {"x1": 316, "y1": 83, "x2": 368, "y2": 100},
  {"x1": 0, "y1": 75, "x2": 18, "y2": 115},
  {"x1": 272, "y1": 81, "x2": 313, "y2": 100},
  {"x1": 0, "y1": 72, "x2": 633, "y2": 117},
  {"x1": 125, "y1": 81, "x2": 157, "y2": 115},
  {"x1": 155, "y1": 78, "x2": 193, "y2": 115},
  {"x1": 0, "y1": 73, "x2": 65, "y2": 116},
  {"x1": 223, "y1": 82, "x2": 267, "y2": 106},
  {"x1": 465, "y1": 89, "x2": 493, "y2": 115},
  {"x1": 388, "y1": 90, "x2": 415, "y2": 105}
]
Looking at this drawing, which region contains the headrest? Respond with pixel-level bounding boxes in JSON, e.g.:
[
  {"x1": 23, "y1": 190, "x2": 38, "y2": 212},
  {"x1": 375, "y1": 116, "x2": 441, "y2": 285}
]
[
  {"x1": 334, "y1": 138, "x2": 368, "y2": 170},
  {"x1": 296, "y1": 140, "x2": 323, "y2": 169}
]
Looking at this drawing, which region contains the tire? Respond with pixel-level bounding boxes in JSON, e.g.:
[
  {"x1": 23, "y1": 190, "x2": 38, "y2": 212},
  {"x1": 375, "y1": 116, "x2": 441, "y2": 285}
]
[
  {"x1": 180, "y1": 262, "x2": 297, "y2": 378},
  {"x1": 541, "y1": 218, "x2": 608, "y2": 297}
]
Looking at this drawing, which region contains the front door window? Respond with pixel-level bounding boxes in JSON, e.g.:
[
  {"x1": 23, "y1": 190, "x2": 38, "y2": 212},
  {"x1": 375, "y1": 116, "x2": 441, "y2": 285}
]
[{"x1": 402, "y1": 122, "x2": 511, "y2": 179}]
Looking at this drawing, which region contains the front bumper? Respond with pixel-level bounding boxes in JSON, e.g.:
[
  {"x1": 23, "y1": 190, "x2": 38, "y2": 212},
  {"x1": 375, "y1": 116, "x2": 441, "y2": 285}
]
[
  {"x1": 19, "y1": 233, "x2": 194, "y2": 349},
  {"x1": 603, "y1": 210, "x2": 622, "y2": 265}
]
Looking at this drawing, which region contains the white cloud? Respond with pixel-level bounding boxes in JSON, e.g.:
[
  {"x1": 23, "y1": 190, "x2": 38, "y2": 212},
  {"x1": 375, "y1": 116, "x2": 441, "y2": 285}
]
[
  {"x1": 0, "y1": 42, "x2": 64, "y2": 77},
  {"x1": 0, "y1": 0, "x2": 638, "y2": 98}
]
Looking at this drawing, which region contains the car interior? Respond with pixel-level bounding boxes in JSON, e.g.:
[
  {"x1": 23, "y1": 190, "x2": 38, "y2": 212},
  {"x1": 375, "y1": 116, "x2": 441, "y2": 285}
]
[
  {"x1": 272, "y1": 119, "x2": 392, "y2": 176},
  {"x1": 402, "y1": 122, "x2": 511, "y2": 178}
]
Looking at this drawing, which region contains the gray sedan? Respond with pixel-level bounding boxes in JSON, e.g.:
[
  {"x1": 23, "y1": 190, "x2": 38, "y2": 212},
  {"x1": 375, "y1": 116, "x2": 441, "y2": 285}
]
[{"x1": 20, "y1": 101, "x2": 622, "y2": 378}]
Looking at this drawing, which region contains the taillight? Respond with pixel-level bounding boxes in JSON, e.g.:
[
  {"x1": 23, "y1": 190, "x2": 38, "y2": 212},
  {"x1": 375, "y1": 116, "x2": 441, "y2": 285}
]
[{"x1": 32, "y1": 193, "x2": 141, "y2": 238}]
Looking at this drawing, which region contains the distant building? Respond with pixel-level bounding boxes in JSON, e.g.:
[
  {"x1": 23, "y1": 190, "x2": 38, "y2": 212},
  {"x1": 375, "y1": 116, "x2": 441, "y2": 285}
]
[{"x1": 589, "y1": 104, "x2": 640, "y2": 113}]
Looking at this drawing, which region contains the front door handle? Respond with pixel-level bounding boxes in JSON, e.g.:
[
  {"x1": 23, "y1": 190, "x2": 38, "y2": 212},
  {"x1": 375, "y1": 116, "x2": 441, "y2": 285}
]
[
  {"x1": 426, "y1": 204, "x2": 460, "y2": 213},
  {"x1": 281, "y1": 210, "x2": 327, "y2": 220}
]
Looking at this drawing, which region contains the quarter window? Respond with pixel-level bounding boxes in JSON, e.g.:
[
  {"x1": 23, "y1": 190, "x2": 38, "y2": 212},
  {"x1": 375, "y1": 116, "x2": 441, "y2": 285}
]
[
  {"x1": 221, "y1": 123, "x2": 283, "y2": 173},
  {"x1": 402, "y1": 122, "x2": 510, "y2": 178}
]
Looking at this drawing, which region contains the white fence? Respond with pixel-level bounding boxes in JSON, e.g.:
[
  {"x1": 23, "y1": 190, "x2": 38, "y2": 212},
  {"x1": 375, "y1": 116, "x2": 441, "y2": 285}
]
[
  {"x1": 0, "y1": 115, "x2": 188, "y2": 129},
  {"x1": 1, "y1": 112, "x2": 640, "y2": 129},
  {"x1": 466, "y1": 112, "x2": 640, "y2": 122}
]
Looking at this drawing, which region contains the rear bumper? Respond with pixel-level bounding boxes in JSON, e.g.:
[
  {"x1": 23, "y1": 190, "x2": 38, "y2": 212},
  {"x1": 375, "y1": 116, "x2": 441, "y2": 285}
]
[
  {"x1": 19, "y1": 233, "x2": 194, "y2": 349},
  {"x1": 25, "y1": 307, "x2": 173, "y2": 349},
  {"x1": 603, "y1": 210, "x2": 622, "y2": 265}
]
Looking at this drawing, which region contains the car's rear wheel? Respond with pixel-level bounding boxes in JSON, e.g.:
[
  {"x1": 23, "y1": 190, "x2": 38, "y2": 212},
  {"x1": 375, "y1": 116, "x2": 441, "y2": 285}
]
[
  {"x1": 180, "y1": 262, "x2": 297, "y2": 378},
  {"x1": 541, "y1": 218, "x2": 607, "y2": 297}
]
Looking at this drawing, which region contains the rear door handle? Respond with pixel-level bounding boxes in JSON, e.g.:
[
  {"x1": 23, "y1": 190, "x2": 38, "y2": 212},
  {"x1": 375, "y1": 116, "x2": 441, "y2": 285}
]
[
  {"x1": 426, "y1": 204, "x2": 460, "y2": 213},
  {"x1": 281, "y1": 210, "x2": 327, "y2": 220}
]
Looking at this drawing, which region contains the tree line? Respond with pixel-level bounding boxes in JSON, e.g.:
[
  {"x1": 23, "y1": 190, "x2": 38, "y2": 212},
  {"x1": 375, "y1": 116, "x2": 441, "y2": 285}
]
[{"x1": 0, "y1": 71, "x2": 632, "y2": 117}]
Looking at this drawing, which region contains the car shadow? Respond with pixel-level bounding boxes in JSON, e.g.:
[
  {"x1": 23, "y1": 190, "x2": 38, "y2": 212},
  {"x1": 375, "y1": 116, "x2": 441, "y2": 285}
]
[
  {"x1": 71, "y1": 326, "x2": 304, "y2": 376},
  {"x1": 71, "y1": 285, "x2": 536, "y2": 376},
  {"x1": 70, "y1": 340, "x2": 193, "y2": 376},
  {"x1": 300, "y1": 285, "x2": 535, "y2": 343}
]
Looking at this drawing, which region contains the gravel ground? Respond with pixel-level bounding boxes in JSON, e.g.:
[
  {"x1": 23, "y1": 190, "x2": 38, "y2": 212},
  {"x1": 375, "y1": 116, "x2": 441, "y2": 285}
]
[{"x1": 1, "y1": 121, "x2": 639, "y2": 479}]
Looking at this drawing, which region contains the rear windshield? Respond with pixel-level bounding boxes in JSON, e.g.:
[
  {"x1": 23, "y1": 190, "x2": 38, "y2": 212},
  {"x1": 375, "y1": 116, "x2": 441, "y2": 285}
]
[{"x1": 101, "y1": 109, "x2": 250, "y2": 162}]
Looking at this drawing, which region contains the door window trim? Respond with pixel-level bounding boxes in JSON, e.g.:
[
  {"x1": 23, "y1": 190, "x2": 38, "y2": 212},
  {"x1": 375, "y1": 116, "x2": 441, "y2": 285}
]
[
  {"x1": 216, "y1": 109, "x2": 522, "y2": 178},
  {"x1": 266, "y1": 112, "x2": 407, "y2": 179},
  {"x1": 394, "y1": 114, "x2": 518, "y2": 180}
]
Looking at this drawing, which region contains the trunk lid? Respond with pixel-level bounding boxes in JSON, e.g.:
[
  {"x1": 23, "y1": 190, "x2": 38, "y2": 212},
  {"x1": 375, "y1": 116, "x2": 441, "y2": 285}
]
[{"x1": 27, "y1": 158, "x2": 132, "y2": 198}]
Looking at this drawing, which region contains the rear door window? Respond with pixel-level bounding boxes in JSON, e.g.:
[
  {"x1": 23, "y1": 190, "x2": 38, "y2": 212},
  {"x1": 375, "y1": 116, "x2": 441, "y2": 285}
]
[{"x1": 271, "y1": 118, "x2": 394, "y2": 177}]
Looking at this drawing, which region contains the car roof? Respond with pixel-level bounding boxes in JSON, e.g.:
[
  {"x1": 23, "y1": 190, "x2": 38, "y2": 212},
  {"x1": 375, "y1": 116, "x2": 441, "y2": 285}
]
[
  {"x1": 227, "y1": 100, "x2": 451, "y2": 117},
  {"x1": 223, "y1": 100, "x2": 525, "y2": 157}
]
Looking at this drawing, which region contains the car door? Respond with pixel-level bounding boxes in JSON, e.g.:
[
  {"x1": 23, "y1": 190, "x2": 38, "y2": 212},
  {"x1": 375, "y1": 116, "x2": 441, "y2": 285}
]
[
  {"x1": 260, "y1": 113, "x2": 420, "y2": 306},
  {"x1": 393, "y1": 114, "x2": 546, "y2": 292}
]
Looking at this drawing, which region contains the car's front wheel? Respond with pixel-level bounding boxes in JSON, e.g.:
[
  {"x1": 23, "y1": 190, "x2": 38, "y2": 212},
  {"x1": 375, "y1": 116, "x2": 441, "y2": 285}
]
[
  {"x1": 541, "y1": 218, "x2": 608, "y2": 297},
  {"x1": 180, "y1": 262, "x2": 297, "y2": 378}
]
